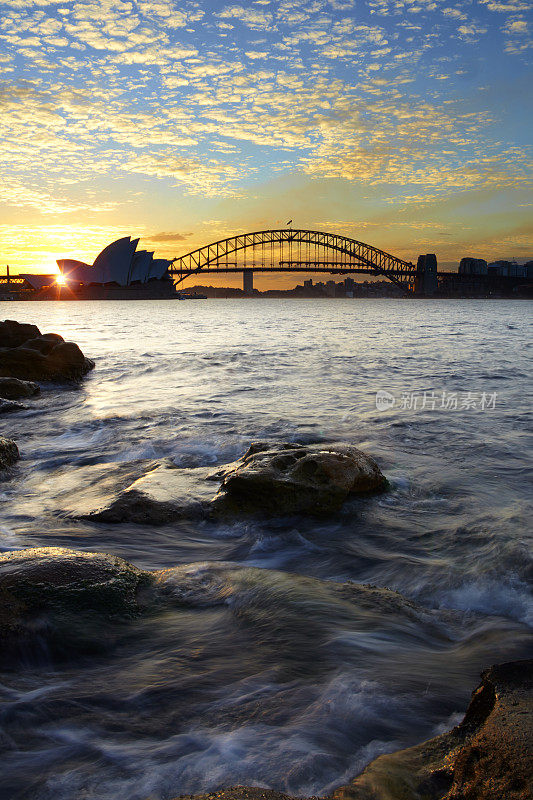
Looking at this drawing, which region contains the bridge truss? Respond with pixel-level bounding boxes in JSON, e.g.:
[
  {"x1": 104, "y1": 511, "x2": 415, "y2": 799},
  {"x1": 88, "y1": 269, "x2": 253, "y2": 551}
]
[{"x1": 169, "y1": 229, "x2": 417, "y2": 292}]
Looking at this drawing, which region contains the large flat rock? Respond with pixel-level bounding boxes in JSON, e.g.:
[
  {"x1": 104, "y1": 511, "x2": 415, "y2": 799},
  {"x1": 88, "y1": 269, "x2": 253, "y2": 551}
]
[
  {"x1": 76, "y1": 461, "x2": 217, "y2": 524},
  {"x1": 66, "y1": 442, "x2": 387, "y2": 523}
]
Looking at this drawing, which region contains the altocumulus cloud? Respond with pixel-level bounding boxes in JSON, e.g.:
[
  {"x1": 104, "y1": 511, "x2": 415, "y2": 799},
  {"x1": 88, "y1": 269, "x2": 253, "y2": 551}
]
[{"x1": 0, "y1": 0, "x2": 530, "y2": 255}]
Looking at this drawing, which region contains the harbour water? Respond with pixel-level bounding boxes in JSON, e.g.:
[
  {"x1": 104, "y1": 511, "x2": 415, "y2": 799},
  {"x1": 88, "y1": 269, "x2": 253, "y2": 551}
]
[{"x1": 1, "y1": 298, "x2": 532, "y2": 799}]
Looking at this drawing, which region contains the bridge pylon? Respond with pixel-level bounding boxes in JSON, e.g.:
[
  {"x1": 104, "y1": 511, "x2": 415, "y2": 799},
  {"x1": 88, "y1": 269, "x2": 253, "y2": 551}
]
[
  {"x1": 414, "y1": 254, "x2": 438, "y2": 296},
  {"x1": 243, "y1": 269, "x2": 254, "y2": 295}
]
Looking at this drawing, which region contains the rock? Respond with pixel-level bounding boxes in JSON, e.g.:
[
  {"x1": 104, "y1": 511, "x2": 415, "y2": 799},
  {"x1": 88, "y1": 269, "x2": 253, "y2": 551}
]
[
  {"x1": 170, "y1": 661, "x2": 532, "y2": 800},
  {"x1": 0, "y1": 399, "x2": 27, "y2": 414},
  {"x1": 210, "y1": 442, "x2": 387, "y2": 516},
  {"x1": 79, "y1": 462, "x2": 216, "y2": 524},
  {"x1": 0, "y1": 376, "x2": 40, "y2": 399},
  {"x1": 175, "y1": 791, "x2": 306, "y2": 800},
  {"x1": 71, "y1": 443, "x2": 386, "y2": 524},
  {"x1": 0, "y1": 319, "x2": 94, "y2": 382},
  {"x1": 0, "y1": 320, "x2": 41, "y2": 348},
  {"x1": 334, "y1": 659, "x2": 533, "y2": 800},
  {"x1": 0, "y1": 547, "x2": 153, "y2": 662},
  {"x1": 0, "y1": 436, "x2": 19, "y2": 469}
]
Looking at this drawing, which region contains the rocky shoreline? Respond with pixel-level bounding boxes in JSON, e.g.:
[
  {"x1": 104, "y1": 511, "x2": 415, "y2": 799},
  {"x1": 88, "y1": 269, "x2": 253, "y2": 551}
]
[
  {"x1": 0, "y1": 544, "x2": 530, "y2": 798},
  {"x1": 173, "y1": 659, "x2": 533, "y2": 800},
  {"x1": 0, "y1": 318, "x2": 531, "y2": 800}
]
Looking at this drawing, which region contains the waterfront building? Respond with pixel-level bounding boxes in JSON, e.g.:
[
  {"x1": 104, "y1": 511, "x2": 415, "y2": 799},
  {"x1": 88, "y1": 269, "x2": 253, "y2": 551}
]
[
  {"x1": 57, "y1": 237, "x2": 173, "y2": 287},
  {"x1": 459, "y1": 258, "x2": 488, "y2": 275}
]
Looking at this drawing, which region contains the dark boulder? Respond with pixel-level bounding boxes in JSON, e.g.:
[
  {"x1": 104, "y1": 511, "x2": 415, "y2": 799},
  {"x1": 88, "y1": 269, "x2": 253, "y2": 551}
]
[
  {"x1": 0, "y1": 320, "x2": 94, "y2": 382},
  {"x1": 0, "y1": 399, "x2": 27, "y2": 413},
  {"x1": 0, "y1": 436, "x2": 19, "y2": 469},
  {"x1": 0, "y1": 320, "x2": 41, "y2": 348},
  {"x1": 0, "y1": 376, "x2": 40, "y2": 399},
  {"x1": 0, "y1": 547, "x2": 153, "y2": 662},
  {"x1": 210, "y1": 442, "x2": 387, "y2": 516}
]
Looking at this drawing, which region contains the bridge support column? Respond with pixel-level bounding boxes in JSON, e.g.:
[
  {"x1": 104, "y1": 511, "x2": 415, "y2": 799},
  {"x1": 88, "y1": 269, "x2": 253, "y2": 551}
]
[
  {"x1": 414, "y1": 254, "x2": 438, "y2": 296},
  {"x1": 243, "y1": 269, "x2": 254, "y2": 295}
]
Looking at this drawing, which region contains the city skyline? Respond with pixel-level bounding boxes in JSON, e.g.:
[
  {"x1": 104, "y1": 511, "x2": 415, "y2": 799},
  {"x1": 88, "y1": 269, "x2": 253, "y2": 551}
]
[{"x1": 1, "y1": 0, "x2": 531, "y2": 286}]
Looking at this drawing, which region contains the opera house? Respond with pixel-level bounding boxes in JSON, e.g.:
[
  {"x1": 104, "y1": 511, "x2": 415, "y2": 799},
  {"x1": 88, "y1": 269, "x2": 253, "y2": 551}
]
[{"x1": 57, "y1": 236, "x2": 174, "y2": 289}]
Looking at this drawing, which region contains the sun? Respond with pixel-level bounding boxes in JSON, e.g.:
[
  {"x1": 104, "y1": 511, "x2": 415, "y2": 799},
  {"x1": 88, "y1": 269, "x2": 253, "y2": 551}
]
[{"x1": 55, "y1": 274, "x2": 68, "y2": 286}]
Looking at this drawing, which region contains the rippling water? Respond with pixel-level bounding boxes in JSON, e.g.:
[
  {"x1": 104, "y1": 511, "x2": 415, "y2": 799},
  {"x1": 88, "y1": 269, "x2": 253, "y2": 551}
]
[{"x1": 1, "y1": 298, "x2": 532, "y2": 799}]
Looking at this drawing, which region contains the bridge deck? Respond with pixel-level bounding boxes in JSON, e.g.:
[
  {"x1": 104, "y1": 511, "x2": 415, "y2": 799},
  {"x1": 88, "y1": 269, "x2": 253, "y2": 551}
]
[{"x1": 169, "y1": 264, "x2": 416, "y2": 276}]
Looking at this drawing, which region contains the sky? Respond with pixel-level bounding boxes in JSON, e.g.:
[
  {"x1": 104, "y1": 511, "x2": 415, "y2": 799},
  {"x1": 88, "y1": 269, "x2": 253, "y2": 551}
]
[{"x1": 0, "y1": 0, "x2": 532, "y2": 287}]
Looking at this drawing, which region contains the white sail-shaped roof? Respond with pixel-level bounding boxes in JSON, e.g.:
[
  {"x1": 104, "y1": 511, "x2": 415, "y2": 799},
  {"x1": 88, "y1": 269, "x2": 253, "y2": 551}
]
[
  {"x1": 130, "y1": 250, "x2": 154, "y2": 283},
  {"x1": 92, "y1": 237, "x2": 138, "y2": 284},
  {"x1": 56, "y1": 237, "x2": 171, "y2": 286},
  {"x1": 57, "y1": 259, "x2": 95, "y2": 284},
  {"x1": 149, "y1": 259, "x2": 172, "y2": 280}
]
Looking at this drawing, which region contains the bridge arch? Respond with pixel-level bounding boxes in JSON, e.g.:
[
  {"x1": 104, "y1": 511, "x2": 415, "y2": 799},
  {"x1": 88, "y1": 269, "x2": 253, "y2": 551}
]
[{"x1": 169, "y1": 229, "x2": 417, "y2": 291}]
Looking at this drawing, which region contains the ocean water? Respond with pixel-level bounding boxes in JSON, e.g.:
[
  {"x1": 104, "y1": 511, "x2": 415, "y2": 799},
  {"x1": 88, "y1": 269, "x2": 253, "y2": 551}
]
[{"x1": 0, "y1": 298, "x2": 532, "y2": 800}]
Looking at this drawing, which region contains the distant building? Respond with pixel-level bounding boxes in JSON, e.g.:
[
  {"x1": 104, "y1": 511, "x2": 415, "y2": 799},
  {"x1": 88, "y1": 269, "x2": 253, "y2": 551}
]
[
  {"x1": 18, "y1": 274, "x2": 58, "y2": 290},
  {"x1": 57, "y1": 237, "x2": 173, "y2": 287},
  {"x1": 459, "y1": 258, "x2": 488, "y2": 275},
  {"x1": 487, "y1": 260, "x2": 514, "y2": 277}
]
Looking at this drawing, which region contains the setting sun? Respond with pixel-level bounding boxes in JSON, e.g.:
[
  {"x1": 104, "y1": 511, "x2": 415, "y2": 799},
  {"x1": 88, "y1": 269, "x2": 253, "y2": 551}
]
[{"x1": 55, "y1": 274, "x2": 68, "y2": 286}]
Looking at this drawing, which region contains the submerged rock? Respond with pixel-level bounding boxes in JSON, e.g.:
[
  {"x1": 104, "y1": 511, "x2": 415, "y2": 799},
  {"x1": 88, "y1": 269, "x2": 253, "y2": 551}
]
[
  {"x1": 0, "y1": 399, "x2": 27, "y2": 414},
  {"x1": 0, "y1": 436, "x2": 19, "y2": 470},
  {"x1": 210, "y1": 442, "x2": 387, "y2": 516},
  {"x1": 0, "y1": 547, "x2": 152, "y2": 662},
  {"x1": 0, "y1": 319, "x2": 94, "y2": 382},
  {"x1": 176, "y1": 791, "x2": 307, "y2": 800},
  {"x1": 77, "y1": 461, "x2": 215, "y2": 524},
  {"x1": 334, "y1": 659, "x2": 533, "y2": 800},
  {"x1": 0, "y1": 376, "x2": 40, "y2": 399}
]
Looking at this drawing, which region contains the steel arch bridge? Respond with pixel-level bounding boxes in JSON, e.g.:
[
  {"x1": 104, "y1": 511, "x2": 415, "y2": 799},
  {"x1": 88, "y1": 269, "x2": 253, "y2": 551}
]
[{"x1": 169, "y1": 229, "x2": 418, "y2": 293}]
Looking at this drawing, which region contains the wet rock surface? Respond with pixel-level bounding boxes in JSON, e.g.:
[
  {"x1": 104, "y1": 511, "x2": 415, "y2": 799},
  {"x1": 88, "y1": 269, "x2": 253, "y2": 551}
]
[
  {"x1": 176, "y1": 791, "x2": 309, "y2": 800},
  {"x1": 0, "y1": 319, "x2": 94, "y2": 382},
  {"x1": 0, "y1": 435, "x2": 19, "y2": 470},
  {"x1": 334, "y1": 659, "x2": 533, "y2": 800},
  {"x1": 71, "y1": 442, "x2": 386, "y2": 525},
  {"x1": 171, "y1": 661, "x2": 532, "y2": 800},
  {"x1": 81, "y1": 462, "x2": 216, "y2": 524},
  {"x1": 0, "y1": 376, "x2": 40, "y2": 399},
  {"x1": 0, "y1": 545, "x2": 530, "y2": 797},
  {"x1": 0, "y1": 399, "x2": 27, "y2": 414},
  {"x1": 210, "y1": 442, "x2": 387, "y2": 516},
  {"x1": 0, "y1": 547, "x2": 152, "y2": 662}
]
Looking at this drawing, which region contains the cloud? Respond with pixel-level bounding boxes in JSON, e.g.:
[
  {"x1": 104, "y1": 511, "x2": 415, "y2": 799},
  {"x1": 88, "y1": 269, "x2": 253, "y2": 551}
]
[
  {"x1": 0, "y1": 0, "x2": 530, "y2": 277},
  {"x1": 147, "y1": 231, "x2": 192, "y2": 242},
  {"x1": 218, "y1": 5, "x2": 274, "y2": 29}
]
